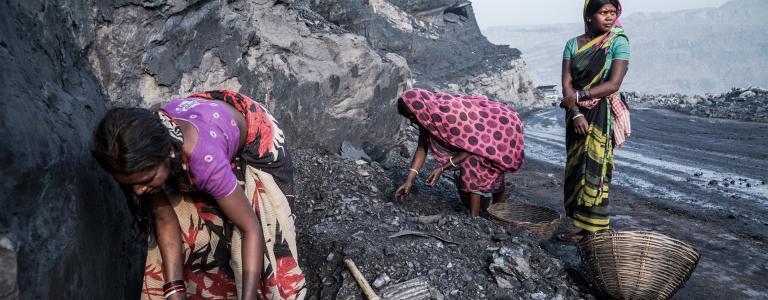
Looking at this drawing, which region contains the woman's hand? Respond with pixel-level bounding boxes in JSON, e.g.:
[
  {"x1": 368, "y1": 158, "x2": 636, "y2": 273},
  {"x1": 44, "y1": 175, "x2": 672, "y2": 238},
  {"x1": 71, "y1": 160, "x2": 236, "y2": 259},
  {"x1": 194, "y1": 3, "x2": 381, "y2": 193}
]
[
  {"x1": 170, "y1": 294, "x2": 187, "y2": 300},
  {"x1": 425, "y1": 167, "x2": 444, "y2": 187},
  {"x1": 217, "y1": 187, "x2": 265, "y2": 300},
  {"x1": 560, "y1": 94, "x2": 577, "y2": 109},
  {"x1": 256, "y1": 288, "x2": 266, "y2": 300},
  {"x1": 573, "y1": 115, "x2": 589, "y2": 135},
  {"x1": 395, "y1": 181, "x2": 413, "y2": 201}
]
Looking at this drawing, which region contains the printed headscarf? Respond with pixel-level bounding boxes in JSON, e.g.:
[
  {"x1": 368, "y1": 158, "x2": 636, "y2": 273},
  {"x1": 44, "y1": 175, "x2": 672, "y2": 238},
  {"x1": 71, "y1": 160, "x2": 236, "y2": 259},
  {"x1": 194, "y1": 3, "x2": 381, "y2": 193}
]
[{"x1": 400, "y1": 88, "x2": 525, "y2": 171}]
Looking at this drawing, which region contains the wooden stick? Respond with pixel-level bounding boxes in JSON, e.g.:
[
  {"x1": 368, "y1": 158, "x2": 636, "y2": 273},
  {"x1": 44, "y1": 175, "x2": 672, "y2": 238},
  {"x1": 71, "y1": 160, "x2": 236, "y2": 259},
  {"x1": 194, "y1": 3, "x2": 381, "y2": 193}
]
[{"x1": 344, "y1": 258, "x2": 381, "y2": 300}]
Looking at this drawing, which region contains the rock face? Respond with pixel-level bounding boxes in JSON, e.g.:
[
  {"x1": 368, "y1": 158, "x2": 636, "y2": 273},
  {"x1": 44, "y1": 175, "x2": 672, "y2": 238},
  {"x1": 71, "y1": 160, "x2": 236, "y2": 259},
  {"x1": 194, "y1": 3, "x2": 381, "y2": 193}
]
[
  {"x1": 310, "y1": 0, "x2": 541, "y2": 108},
  {"x1": 0, "y1": 1, "x2": 141, "y2": 298},
  {"x1": 92, "y1": 0, "x2": 411, "y2": 158}
]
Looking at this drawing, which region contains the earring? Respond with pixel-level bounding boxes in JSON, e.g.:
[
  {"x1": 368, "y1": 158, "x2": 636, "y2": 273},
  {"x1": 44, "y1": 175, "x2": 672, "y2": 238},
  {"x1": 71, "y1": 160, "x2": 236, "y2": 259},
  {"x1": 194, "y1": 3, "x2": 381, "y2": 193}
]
[{"x1": 170, "y1": 152, "x2": 176, "y2": 158}]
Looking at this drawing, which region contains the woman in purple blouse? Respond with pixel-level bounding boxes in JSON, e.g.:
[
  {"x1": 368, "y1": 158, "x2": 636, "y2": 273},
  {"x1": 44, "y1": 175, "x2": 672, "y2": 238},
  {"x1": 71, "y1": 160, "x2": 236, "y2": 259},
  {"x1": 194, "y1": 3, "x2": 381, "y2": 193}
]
[{"x1": 92, "y1": 90, "x2": 306, "y2": 300}]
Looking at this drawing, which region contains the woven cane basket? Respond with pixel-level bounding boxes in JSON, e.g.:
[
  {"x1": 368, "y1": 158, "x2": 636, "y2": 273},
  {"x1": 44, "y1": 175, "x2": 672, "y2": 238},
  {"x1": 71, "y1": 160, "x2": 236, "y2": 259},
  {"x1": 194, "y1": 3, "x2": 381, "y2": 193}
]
[
  {"x1": 487, "y1": 203, "x2": 561, "y2": 238},
  {"x1": 577, "y1": 231, "x2": 700, "y2": 300}
]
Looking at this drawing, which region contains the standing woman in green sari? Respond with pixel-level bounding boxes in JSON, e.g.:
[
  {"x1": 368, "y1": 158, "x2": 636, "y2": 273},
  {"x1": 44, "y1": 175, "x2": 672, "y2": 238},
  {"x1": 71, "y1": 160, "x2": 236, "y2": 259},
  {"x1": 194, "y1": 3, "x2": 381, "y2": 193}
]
[{"x1": 558, "y1": 0, "x2": 632, "y2": 242}]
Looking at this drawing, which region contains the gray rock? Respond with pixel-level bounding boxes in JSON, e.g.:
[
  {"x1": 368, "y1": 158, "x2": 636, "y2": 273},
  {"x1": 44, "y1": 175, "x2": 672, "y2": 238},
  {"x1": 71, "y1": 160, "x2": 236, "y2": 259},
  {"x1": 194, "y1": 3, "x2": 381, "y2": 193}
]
[
  {"x1": 740, "y1": 91, "x2": 756, "y2": 98},
  {"x1": 522, "y1": 279, "x2": 537, "y2": 292},
  {"x1": 373, "y1": 273, "x2": 391, "y2": 288},
  {"x1": 495, "y1": 276, "x2": 514, "y2": 289},
  {"x1": 0, "y1": 238, "x2": 18, "y2": 300},
  {"x1": 341, "y1": 141, "x2": 373, "y2": 162}
]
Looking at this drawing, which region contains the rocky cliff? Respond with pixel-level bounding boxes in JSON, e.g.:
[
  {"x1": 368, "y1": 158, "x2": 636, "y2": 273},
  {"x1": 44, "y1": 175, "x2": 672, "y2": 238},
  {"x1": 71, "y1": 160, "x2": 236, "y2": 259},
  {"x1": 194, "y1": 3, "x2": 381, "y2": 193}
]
[
  {"x1": 310, "y1": 0, "x2": 540, "y2": 107},
  {"x1": 0, "y1": 0, "x2": 540, "y2": 298},
  {"x1": 92, "y1": 0, "x2": 412, "y2": 159}
]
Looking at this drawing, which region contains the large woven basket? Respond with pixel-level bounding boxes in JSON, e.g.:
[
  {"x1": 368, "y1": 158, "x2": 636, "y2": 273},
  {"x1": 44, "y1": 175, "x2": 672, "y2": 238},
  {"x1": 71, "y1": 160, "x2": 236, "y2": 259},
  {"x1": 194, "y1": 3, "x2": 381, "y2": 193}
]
[
  {"x1": 487, "y1": 203, "x2": 561, "y2": 238},
  {"x1": 577, "y1": 230, "x2": 700, "y2": 300}
]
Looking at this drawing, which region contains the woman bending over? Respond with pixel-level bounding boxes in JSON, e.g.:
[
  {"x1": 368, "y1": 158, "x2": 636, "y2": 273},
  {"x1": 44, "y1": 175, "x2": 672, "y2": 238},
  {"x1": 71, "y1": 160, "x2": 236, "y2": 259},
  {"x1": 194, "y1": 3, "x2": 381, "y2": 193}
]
[
  {"x1": 93, "y1": 90, "x2": 306, "y2": 299},
  {"x1": 395, "y1": 88, "x2": 525, "y2": 218}
]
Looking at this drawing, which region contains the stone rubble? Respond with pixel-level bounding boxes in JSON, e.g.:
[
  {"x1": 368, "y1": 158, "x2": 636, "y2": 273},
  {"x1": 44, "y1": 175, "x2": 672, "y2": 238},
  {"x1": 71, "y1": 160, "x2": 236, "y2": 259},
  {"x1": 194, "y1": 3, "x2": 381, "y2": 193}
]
[
  {"x1": 293, "y1": 149, "x2": 591, "y2": 299},
  {"x1": 624, "y1": 87, "x2": 768, "y2": 123}
]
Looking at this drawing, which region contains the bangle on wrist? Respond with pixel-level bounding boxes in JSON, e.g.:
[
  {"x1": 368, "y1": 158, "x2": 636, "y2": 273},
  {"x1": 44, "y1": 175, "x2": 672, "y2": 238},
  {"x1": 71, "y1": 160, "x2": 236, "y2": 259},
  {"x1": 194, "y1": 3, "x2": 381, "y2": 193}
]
[
  {"x1": 408, "y1": 168, "x2": 419, "y2": 175},
  {"x1": 449, "y1": 157, "x2": 457, "y2": 168}
]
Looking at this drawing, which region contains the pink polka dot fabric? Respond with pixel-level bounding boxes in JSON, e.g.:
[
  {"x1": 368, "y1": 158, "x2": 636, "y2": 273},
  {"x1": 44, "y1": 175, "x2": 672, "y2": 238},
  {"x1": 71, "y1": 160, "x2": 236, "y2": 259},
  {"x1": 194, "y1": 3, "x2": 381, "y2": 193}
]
[{"x1": 402, "y1": 88, "x2": 525, "y2": 192}]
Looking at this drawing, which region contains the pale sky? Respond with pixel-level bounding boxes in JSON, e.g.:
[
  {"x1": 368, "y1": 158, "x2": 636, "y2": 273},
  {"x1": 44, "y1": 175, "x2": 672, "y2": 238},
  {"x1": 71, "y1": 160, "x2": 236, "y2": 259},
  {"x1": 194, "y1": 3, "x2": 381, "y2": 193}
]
[{"x1": 472, "y1": 0, "x2": 734, "y2": 28}]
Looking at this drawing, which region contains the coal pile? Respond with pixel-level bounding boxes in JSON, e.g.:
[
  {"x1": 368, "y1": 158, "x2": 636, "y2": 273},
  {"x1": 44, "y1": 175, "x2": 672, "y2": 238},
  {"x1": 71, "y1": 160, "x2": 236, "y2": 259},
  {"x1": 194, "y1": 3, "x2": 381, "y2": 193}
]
[
  {"x1": 624, "y1": 87, "x2": 768, "y2": 122},
  {"x1": 292, "y1": 149, "x2": 590, "y2": 299}
]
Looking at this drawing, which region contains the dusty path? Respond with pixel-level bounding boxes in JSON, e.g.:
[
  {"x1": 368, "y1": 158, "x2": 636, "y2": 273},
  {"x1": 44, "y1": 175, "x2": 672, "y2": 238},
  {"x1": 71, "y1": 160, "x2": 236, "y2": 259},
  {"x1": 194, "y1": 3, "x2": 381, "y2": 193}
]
[{"x1": 519, "y1": 108, "x2": 768, "y2": 299}]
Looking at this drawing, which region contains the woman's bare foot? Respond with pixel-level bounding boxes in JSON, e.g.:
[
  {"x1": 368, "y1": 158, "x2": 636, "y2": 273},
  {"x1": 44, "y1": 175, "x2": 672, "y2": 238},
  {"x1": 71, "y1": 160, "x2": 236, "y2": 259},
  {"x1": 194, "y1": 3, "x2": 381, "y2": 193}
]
[{"x1": 557, "y1": 229, "x2": 588, "y2": 242}]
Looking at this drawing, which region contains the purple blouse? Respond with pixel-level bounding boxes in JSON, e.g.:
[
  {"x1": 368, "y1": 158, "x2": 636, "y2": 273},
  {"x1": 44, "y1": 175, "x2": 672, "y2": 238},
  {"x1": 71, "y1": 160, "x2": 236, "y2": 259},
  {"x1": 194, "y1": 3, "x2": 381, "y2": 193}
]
[{"x1": 163, "y1": 98, "x2": 241, "y2": 199}]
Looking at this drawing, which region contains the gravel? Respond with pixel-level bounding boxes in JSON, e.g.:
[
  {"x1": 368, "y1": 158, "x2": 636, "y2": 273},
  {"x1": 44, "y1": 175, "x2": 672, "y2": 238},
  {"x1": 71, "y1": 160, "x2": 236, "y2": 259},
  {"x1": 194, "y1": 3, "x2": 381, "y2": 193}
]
[
  {"x1": 623, "y1": 87, "x2": 768, "y2": 123},
  {"x1": 292, "y1": 149, "x2": 591, "y2": 299}
]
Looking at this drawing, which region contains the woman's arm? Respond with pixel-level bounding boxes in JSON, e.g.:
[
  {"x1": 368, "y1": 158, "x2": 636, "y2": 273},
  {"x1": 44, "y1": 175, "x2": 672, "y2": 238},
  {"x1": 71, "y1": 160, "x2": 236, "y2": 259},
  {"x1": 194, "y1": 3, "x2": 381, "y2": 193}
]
[
  {"x1": 218, "y1": 187, "x2": 265, "y2": 300},
  {"x1": 395, "y1": 128, "x2": 429, "y2": 199},
  {"x1": 582, "y1": 59, "x2": 629, "y2": 99},
  {"x1": 426, "y1": 151, "x2": 471, "y2": 187},
  {"x1": 147, "y1": 192, "x2": 186, "y2": 300},
  {"x1": 560, "y1": 58, "x2": 590, "y2": 135},
  {"x1": 561, "y1": 59, "x2": 577, "y2": 108},
  {"x1": 561, "y1": 58, "x2": 580, "y2": 111},
  {"x1": 409, "y1": 129, "x2": 429, "y2": 180}
]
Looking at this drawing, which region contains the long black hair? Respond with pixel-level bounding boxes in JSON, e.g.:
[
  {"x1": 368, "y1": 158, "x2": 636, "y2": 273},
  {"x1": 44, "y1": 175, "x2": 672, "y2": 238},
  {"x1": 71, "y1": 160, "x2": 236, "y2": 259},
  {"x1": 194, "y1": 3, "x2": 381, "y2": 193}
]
[
  {"x1": 583, "y1": 0, "x2": 621, "y2": 33},
  {"x1": 92, "y1": 107, "x2": 174, "y2": 241},
  {"x1": 396, "y1": 97, "x2": 414, "y2": 119}
]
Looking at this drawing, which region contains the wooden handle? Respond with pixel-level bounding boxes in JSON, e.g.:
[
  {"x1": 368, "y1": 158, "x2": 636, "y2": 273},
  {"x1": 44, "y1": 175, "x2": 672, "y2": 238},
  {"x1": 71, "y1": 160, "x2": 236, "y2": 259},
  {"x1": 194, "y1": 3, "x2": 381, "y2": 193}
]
[{"x1": 344, "y1": 258, "x2": 380, "y2": 300}]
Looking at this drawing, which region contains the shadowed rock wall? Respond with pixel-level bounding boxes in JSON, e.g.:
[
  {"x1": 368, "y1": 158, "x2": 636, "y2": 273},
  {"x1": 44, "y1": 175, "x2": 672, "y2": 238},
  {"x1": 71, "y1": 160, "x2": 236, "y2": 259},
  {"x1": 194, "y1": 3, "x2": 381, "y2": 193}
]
[{"x1": 0, "y1": 1, "x2": 141, "y2": 299}]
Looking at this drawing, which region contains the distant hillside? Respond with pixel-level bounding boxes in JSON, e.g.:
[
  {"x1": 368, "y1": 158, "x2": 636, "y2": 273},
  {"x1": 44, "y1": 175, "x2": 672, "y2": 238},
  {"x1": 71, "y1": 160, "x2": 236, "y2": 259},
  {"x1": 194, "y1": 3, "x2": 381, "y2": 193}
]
[{"x1": 482, "y1": 0, "x2": 768, "y2": 94}]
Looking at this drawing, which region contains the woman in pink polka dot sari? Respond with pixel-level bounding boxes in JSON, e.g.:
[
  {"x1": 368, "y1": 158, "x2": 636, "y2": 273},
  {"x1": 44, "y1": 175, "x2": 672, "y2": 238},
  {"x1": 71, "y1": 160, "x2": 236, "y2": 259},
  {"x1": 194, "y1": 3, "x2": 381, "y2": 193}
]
[{"x1": 395, "y1": 88, "x2": 525, "y2": 217}]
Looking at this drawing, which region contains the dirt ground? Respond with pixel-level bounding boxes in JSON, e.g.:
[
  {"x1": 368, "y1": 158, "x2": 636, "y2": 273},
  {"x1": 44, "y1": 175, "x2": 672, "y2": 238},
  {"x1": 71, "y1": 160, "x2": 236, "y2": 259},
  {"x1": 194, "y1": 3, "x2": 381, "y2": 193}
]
[
  {"x1": 292, "y1": 149, "x2": 593, "y2": 300},
  {"x1": 523, "y1": 108, "x2": 768, "y2": 300},
  {"x1": 511, "y1": 160, "x2": 768, "y2": 299},
  {"x1": 290, "y1": 145, "x2": 767, "y2": 299}
]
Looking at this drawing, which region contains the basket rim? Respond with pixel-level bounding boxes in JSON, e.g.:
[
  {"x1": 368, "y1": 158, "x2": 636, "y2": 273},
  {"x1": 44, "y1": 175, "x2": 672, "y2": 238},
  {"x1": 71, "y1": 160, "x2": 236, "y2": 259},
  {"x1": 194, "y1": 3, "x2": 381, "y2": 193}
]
[
  {"x1": 576, "y1": 230, "x2": 701, "y2": 300},
  {"x1": 578, "y1": 230, "x2": 701, "y2": 257},
  {"x1": 487, "y1": 202, "x2": 561, "y2": 226}
]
